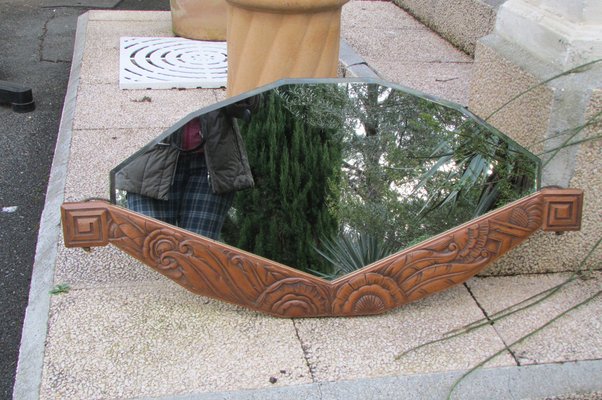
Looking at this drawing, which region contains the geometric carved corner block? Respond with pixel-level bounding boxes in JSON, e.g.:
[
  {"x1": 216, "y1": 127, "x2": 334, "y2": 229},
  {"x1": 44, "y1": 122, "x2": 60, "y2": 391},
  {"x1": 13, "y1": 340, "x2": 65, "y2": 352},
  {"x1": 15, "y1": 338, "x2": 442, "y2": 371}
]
[
  {"x1": 541, "y1": 188, "x2": 584, "y2": 232},
  {"x1": 60, "y1": 203, "x2": 110, "y2": 247}
]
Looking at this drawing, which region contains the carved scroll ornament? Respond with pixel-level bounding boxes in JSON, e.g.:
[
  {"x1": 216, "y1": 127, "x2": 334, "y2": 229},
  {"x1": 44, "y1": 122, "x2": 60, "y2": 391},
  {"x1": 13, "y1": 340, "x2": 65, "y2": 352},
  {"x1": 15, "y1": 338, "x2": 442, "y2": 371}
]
[{"x1": 61, "y1": 188, "x2": 583, "y2": 318}]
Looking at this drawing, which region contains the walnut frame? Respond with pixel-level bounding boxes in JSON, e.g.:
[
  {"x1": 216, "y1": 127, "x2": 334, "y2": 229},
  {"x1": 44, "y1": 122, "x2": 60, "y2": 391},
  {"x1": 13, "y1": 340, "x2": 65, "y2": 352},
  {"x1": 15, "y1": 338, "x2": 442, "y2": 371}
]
[{"x1": 61, "y1": 188, "x2": 583, "y2": 318}]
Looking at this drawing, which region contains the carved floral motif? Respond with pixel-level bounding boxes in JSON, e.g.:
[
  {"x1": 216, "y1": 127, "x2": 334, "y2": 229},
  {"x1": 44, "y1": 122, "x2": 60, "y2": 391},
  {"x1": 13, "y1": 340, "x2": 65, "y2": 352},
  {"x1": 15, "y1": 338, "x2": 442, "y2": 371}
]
[
  {"x1": 257, "y1": 278, "x2": 331, "y2": 317},
  {"x1": 332, "y1": 273, "x2": 405, "y2": 315}
]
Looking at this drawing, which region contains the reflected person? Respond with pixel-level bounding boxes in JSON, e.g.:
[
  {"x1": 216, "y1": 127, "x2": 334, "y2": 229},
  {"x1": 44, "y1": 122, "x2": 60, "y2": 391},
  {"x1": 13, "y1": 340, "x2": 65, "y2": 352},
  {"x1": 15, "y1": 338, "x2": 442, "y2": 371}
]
[{"x1": 115, "y1": 98, "x2": 259, "y2": 239}]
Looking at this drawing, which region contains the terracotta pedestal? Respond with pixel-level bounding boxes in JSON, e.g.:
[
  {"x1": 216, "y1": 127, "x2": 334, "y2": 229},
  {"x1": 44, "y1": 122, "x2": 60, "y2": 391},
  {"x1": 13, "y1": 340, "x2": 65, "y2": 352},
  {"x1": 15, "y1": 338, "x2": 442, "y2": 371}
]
[
  {"x1": 170, "y1": 0, "x2": 227, "y2": 41},
  {"x1": 225, "y1": 0, "x2": 349, "y2": 97}
]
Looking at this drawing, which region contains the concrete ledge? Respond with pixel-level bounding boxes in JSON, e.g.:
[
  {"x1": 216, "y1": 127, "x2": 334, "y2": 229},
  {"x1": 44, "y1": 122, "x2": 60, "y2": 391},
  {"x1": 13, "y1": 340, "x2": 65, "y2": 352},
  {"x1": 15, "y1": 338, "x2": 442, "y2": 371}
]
[
  {"x1": 339, "y1": 39, "x2": 381, "y2": 78},
  {"x1": 391, "y1": 0, "x2": 504, "y2": 55},
  {"x1": 134, "y1": 360, "x2": 602, "y2": 400}
]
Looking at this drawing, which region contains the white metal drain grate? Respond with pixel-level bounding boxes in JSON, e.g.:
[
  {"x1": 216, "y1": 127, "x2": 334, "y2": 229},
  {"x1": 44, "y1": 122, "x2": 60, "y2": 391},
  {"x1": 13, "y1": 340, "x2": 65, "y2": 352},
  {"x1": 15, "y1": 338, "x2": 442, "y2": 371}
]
[{"x1": 119, "y1": 37, "x2": 227, "y2": 90}]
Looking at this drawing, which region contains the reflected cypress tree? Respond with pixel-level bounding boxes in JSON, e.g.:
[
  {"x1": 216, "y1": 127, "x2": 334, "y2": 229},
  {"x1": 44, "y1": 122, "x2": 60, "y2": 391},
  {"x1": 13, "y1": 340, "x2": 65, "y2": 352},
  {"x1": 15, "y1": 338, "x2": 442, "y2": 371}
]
[{"x1": 222, "y1": 88, "x2": 344, "y2": 274}]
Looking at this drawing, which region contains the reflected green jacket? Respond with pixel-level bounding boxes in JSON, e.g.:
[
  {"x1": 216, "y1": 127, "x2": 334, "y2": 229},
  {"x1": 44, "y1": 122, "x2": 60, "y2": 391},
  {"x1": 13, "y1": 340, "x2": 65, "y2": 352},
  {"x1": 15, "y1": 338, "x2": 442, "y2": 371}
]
[{"x1": 114, "y1": 105, "x2": 255, "y2": 200}]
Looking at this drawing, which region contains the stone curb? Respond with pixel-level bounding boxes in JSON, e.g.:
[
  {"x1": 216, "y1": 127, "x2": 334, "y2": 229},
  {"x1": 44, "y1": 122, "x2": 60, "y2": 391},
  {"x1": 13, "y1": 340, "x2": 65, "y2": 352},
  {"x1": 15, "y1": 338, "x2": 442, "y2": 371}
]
[
  {"x1": 132, "y1": 360, "x2": 602, "y2": 400},
  {"x1": 340, "y1": 39, "x2": 381, "y2": 78},
  {"x1": 12, "y1": 12, "x2": 90, "y2": 400}
]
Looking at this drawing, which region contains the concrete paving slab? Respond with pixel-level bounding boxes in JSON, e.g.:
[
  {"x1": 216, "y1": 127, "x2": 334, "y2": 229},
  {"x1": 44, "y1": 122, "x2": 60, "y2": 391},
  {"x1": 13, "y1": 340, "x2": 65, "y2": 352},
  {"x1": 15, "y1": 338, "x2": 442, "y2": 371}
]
[
  {"x1": 63, "y1": 128, "x2": 164, "y2": 202},
  {"x1": 343, "y1": 0, "x2": 427, "y2": 30},
  {"x1": 214, "y1": 88, "x2": 227, "y2": 103},
  {"x1": 344, "y1": 27, "x2": 471, "y2": 64},
  {"x1": 467, "y1": 272, "x2": 602, "y2": 365},
  {"x1": 72, "y1": 84, "x2": 221, "y2": 130},
  {"x1": 341, "y1": 1, "x2": 473, "y2": 104},
  {"x1": 39, "y1": 282, "x2": 312, "y2": 400},
  {"x1": 79, "y1": 47, "x2": 120, "y2": 85},
  {"x1": 80, "y1": 23, "x2": 175, "y2": 85},
  {"x1": 372, "y1": 60, "x2": 473, "y2": 104},
  {"x1": 87, "y1": 9, "x2": 171, "y2": 21},
  {"x1": 294, "y1": 285, "x2": 515, "y2": 382},
  {"x1": 84, "y1": 19, "x2": 173, "y2": 43},
  {"x1": 54, "y1": 238, "x2": 162, "y2": 286}
]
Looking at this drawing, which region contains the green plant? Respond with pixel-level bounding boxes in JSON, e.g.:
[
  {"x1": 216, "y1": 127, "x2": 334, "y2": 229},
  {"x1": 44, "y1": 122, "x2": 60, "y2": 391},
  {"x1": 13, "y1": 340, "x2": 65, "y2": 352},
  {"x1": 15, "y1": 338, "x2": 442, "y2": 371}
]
[
  {"x1": 313, "y1": 82, "x2": 538, "y2": 276},
  {"x1": 414, "y1": 124, "x2": 537, "y2": 219},
  {"x1": 49, "y1": 284, "x2": 71, "y2": 295},
  {"x1": 222, "y1": 86, "x2": 344, "y2": 275},
  {"x1": 312, "y1": 231, "x2": 400, "y2": 279}
]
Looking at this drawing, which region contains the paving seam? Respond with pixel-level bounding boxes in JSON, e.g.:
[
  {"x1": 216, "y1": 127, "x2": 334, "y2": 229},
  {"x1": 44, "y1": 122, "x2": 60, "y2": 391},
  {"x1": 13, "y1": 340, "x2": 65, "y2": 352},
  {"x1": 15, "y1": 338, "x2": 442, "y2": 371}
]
[
  {"x1": 463, "y1": 282, "x2": 521, "y2": 366},
  {"x1": 12, "y1": 12, "x2": 90, "y2": 400},
  {"x1": 291, "y1": 318, "x2": 318, "y2": 384}
]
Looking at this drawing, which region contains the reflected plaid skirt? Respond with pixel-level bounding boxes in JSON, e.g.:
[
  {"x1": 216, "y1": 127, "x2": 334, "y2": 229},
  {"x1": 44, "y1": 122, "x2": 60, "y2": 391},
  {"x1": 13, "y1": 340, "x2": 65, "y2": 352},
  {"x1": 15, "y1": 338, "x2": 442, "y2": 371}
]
[{"x1": 127, "y1": 152, "x2": 234, "y2": 240}]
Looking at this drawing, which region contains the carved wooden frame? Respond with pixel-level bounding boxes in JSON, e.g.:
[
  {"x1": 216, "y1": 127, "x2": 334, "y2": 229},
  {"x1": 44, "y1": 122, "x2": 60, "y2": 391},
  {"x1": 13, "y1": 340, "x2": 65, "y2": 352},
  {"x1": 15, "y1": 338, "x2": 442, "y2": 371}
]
[{"x1": 61, "y1": 188, "x2": 583, "y2": 317}]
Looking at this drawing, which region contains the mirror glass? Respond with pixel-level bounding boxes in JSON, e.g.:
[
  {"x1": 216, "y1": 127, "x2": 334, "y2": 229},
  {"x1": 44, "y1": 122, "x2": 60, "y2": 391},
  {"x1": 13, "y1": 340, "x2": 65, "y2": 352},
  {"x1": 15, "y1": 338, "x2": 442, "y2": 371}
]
[{"x1": 111, "y1": 80, "x2": 540, "y2": 280}]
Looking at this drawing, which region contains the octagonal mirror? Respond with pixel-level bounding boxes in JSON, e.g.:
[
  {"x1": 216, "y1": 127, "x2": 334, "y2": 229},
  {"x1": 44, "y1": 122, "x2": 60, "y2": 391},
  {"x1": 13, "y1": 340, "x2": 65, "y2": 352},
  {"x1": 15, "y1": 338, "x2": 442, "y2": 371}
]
[{"x1": 62, "y1": 78, "x2": 583, "y2": 317}]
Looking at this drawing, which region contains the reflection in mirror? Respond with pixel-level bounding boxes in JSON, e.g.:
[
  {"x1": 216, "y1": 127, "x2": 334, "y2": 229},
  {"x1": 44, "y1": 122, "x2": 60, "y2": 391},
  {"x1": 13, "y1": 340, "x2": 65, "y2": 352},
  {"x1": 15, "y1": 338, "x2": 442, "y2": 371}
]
[{"x1": 112, "y1": 81, "x2": 540, "y2": 280}]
